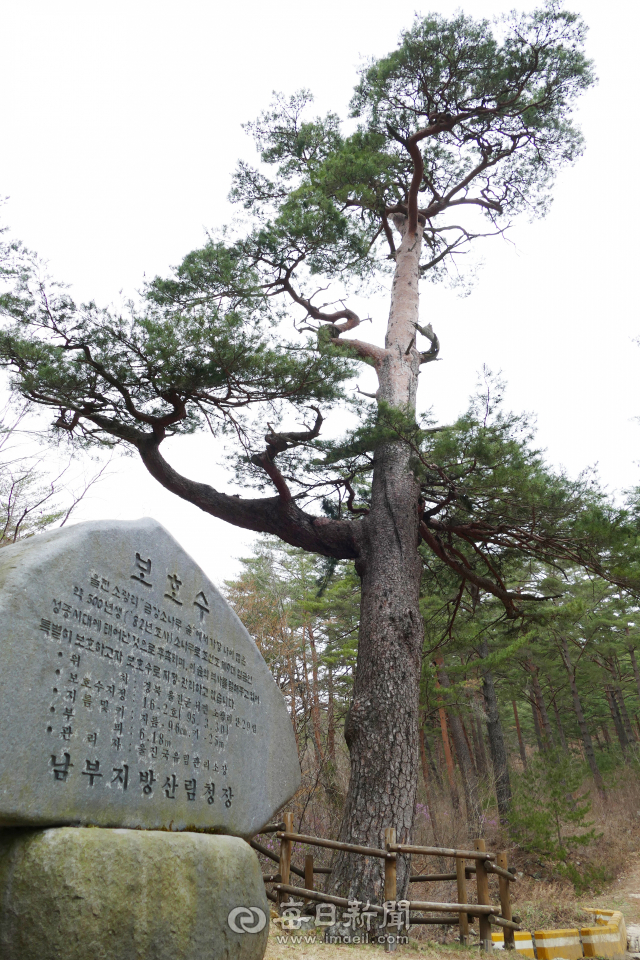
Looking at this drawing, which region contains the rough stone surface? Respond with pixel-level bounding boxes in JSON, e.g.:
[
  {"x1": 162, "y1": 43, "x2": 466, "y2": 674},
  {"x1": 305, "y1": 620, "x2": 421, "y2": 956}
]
[
  {"x1": 0, "y1": 826, "x2": 270, "y2": 960},
  {"x1": 0, "y1": 519, "x2": 300, "y2": 835}
]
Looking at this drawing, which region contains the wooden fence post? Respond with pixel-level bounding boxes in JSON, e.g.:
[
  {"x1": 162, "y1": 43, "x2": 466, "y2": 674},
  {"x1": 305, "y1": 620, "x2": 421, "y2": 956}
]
[
  {"x1": 384, "y1": 827, "x2": 397, "y2": 953},
  {"x1": 305, "y1": 854, "x2": 314, "y2": 895},
  {"x1": 278, "y1": 811, "x2": 293, "y2": 907},
  {"x1": 474, "y1": 838, "x2": 493, "y2": 951},
  {"x1": 496, "y1": 851, "x2": 514, "y2": 949},
  {"x1": 456, "y1": 858, "x2": 469, "y2": 945}
]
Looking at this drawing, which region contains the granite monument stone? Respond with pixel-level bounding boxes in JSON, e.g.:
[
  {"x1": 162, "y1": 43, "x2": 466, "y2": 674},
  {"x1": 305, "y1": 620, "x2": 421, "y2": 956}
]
[{"x1": 0, "y1": 518, "x2": 300, "y2": 836}]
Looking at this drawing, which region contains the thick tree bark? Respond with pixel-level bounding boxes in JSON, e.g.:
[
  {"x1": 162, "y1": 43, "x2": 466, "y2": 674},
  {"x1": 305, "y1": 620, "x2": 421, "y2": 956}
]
[
  {"x1": 328, "y1": 217, "x2": 425, "y2": 910},
  {"x1": 560, "y1": 637, "x2": 604, "y2": 794},
  {"x1": 479, "y1": 640, "x2": 512, "y2": 823}
]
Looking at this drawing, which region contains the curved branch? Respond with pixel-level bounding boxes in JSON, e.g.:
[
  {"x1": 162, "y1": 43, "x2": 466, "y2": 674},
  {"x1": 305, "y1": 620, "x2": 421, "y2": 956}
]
[
  {"x1": 415, "y1": 322, "x2": 440, "y2": 364},
  {"x1": 250, "y1": 407, "x2": 324, "y2": 502},
  {"x1": 329, "y1": 337, "x2": 388, "y2": 365},
  {"x1": 280, "y1": 275, "x2": 361, "y2": 334},
  {"x1": 136, "y1": 434, "x2": 361, "y2": 560}
]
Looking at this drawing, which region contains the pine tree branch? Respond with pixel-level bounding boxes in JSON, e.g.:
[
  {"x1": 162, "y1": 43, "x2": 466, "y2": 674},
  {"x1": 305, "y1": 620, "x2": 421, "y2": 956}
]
[{"x1": 136, "y1": 433, "x2": 361, "y2": 560}]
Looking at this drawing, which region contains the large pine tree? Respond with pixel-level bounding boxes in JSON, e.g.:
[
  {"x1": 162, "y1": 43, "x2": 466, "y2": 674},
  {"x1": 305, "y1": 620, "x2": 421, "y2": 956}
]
[{"x1": 0, "y1": 4, "x2": 600, "y2": 904}]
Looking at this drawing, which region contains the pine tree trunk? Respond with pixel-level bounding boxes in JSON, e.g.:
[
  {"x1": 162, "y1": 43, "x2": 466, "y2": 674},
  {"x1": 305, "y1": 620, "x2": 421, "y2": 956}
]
[
  {"x1": 472, "y1": 691, "x2": 490, "y2": 780},
  {"x1": 613, "y1": 677, "x2": 636, "y2": 744},
  {"x1": 605, "y1": 682, "x2": 630, "y2": 755},
  {"x1": 473, "y1": 714, "x2": 490, "y2": 780},
  {"x1": 288, "y1": 654, "x2": 299, "y2": 750},
  {"x1": 461, "y1": 717, "x2": 478, "y2": 775},
  {"x1": 437, "y1": 661, "x2": 481, "y2": 833},
  {"x1": 423, "y1": 720, "x2": 444, "y2": 792},
  {"x1": 438, "y1": 703, "x2": 460, "y2": 810},
  {"x1": 530, "y1": 693, "x2": 545, "y2": 752},
  {"x1": 629, "y1": 646, "x2": 640, "y2": 703},
  {"x1": 329, "y1": 217, "x2": 425, "y2": 909},
  {"x1": 307, "y1": 624, "x2": 325, "y2": 764},
  {"x1": 419, "y1": 727, "x2": 441, "y2": 845},
  {"x1": 449, "y1": 711, "x2": 481, "y2": 834},
  {"x1": 327, "y1": 663, "x2": 336, "y2": 766},
  {"x1": 479, "y1": 640, "x2": 511, "y2": 823},
  {"x1": 560, "y1": 637, "x2": 604, "y2": 794},
  {"x1": 527, "y1": 660, "x2": 555, "y2": 749},
  {"x1": 512, "y1": 700, "x2": 528, "y2": 769},
  {"x1": 550, "y1": 692, "x2": 570, "y2": 754}
]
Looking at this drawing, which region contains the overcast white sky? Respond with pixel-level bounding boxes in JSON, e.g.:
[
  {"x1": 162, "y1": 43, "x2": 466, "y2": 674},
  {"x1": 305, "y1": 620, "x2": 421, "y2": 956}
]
[{"x1": 1, "y1": 0, "x2": 638, "y2": 585}]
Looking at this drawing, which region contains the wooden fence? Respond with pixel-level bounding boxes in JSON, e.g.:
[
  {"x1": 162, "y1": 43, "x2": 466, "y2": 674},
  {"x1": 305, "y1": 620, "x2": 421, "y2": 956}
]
[{"x1": 251, "y1": 812, "x2": 520, "y2": 951}]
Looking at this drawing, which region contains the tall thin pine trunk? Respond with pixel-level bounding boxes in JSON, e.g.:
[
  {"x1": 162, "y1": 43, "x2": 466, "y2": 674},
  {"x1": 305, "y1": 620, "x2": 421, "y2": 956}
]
[
  {"x1": 550, "y1": 691, "x2": 570, "y2": 754},
  {"x1": 530, "y1": 694, "x2": 545, "y2": 752},
  {"x1": 436, "y1": 661, "x2": 481, "y2": 833},
  {"x1": 307, "y1": 624, "x2": 325, "y2": 764},
  {"x1": 512, "y1": 700, "x2": 528, "y2": 769},
  {"x1": 629, "y1": 646, "x2": 640, "y2": 703},
  {"x1": 288, "y1": 653, "x2": 299, "y2": 750},
  {"x1": 479, "y1": 639, "x2": 511, "y2": 823},
  {"x1": 461, "y1": 717, "x2": 478, "y2": 775},
  {"x1": 604, "y1": 682, "x2": 630, "y2": 755},
  {"x1": 424, "y1": 722, "x2": 443, "y2": 792},
  {"x1": 613, "y1": 675, "x2": 636, "y2": 744},
  {"x1": 560, "y1": 637, "x2": 604, "y2": 795},
  {"x1": 326, "y1": 663, "x2": 336, "y2": 766},
  {"x1": 439, "y1": 703, "x2": 460, "y2": 811},
  {"x1": 527, "y1": 660, "x2": 555, "y2": 749},
  {"x1": 472, "y1": 698, "x2": 490, "y2": 780},
  {"x1": 419, "y1": 727, "x2": 441, "y2": 845}
]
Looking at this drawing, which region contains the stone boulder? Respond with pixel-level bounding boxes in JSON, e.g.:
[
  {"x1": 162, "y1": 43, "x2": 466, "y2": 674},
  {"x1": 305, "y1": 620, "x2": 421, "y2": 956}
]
[{"x1": 0, "y1": 826, "x2": 270, "y2": 960}]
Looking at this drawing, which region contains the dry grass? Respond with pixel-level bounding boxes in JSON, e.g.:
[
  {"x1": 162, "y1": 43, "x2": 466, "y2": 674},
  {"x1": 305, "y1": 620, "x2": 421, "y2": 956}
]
[{"x1": 509, "y1": 879, "x2": 588, "y2": 931}]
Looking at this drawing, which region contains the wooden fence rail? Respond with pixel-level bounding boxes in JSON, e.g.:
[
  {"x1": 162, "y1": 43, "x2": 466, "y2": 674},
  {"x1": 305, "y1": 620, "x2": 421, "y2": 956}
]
[{"x1": 254, "y1": 814, "x2": 518, "y2": 952}]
